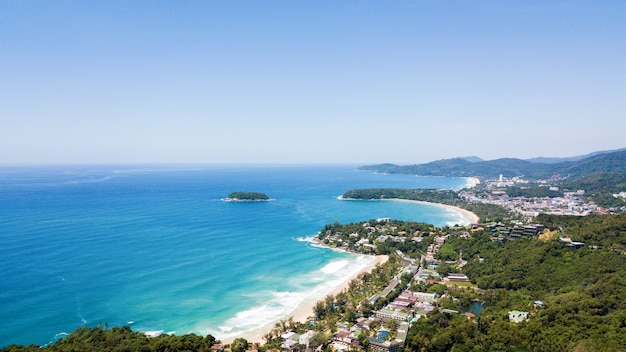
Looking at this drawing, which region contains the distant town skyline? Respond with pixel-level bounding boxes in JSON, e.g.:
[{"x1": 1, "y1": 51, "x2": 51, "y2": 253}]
[{"x1": 1, "y1": 1, "x2": 624, "y2": 165}]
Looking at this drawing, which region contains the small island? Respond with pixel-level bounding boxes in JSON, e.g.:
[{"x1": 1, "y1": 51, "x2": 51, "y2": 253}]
[{"x1": 223, "y1": 191, "x2": 271, "y2": 202}]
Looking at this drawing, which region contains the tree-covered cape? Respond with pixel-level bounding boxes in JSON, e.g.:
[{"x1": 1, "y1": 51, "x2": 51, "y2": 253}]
[{"x1": 1, "y1": 326, "x2": 218, "y2": 352}]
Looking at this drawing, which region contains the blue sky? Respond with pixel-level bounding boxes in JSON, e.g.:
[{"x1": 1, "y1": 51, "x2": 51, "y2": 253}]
[{"x1": 1, "y1": 0, "x2": 624, "y2": 164}]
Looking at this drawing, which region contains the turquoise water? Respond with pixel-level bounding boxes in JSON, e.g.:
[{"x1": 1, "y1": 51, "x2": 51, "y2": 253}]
[{"x1": 0, "y1": 165, "x2": 469, "y2": 346}]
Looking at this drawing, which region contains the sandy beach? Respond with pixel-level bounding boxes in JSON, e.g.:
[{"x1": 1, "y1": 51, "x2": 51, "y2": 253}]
[
  {"x1": 292, "y1": 254, "x2": 388, "y2": 324},
  {"x1": 222, "y1": 195, "x2": 477, "y2": 344},
  {"x1": 464, "y1": 177, "x2": 481, "y2": 189},
  {"x1": 385, "y1": 199, "x2": 480, "y2": 225},
  {"x1": 225, "y1": 254, "x2": 388, "y2": 344}
]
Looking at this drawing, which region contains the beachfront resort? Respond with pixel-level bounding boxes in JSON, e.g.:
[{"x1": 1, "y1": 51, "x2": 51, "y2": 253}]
[{"x1": 262, "y1": 218, "x2": 484, "y2": 352}]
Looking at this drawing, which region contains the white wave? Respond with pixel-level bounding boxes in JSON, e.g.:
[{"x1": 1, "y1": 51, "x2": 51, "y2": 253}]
[
  {"x1": 440, "y1": 207, "x2": 470, "y2": 226},
  {"x1": 44, "y1": 332, "x2": 69, "y2": 347},
  {"x1": 294, "y1": 236, "x2": 317, "y2": 243},
  {"x1": 234, "y1": 303, "x2": 270, "y2": 319},
  {"x1": 463, "y1": 177, "x2": 480, "y2": 189},
  {"x1": 200, "y1": 255, "x2": 376, "y2": 341},
  {"x1": 320, "y1": 260, "x2": 349, "y2": 274},
  {"x1": 144, "y1": 330, "x2": 164, "y2": 337},
  {"x1": 65, "y1": 176, "x2": 114, "y2": 185},
  {"x1": 218, "y1": 325, "x2": 233, "y2": 332},
  {"x1": 309, "y1": 242, "x2": 329, "y2": 250},
  {"x1": 202, "y1": 286, "x2": 328, "y2": 340}
]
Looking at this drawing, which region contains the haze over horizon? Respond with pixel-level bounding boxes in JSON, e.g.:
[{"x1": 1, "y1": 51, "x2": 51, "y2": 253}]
[{"x1": 1, "y1": 1, "x2": 624, "y2": 165}]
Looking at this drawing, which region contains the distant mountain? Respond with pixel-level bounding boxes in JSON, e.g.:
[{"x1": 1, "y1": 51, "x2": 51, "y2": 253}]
[
  {"x1": 358, "y1": 163, "x2": 398, "y2": 172},
  {"x1": 564, "y1": 150, "x2": 626, "y2": 178},
  {"x1": 460, "y1": 156, "x2": 484, "y2": 163},
  {"x1": 359, "y1": 149, "x2": 626, "y2": 180},
  {"x1": 360, "y1": 157, "x2": 482, "y2": 173},
  {"x1": 525, "y1": 148, "x2": 626, "y2": 164}
]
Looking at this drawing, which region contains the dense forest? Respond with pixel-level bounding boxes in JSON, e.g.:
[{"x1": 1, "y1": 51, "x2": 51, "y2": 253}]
[
  {"x1": 322, "y1": 214, "x2": 626, "y2": 351},
  {"x1": 504, "y1": 186, "x2": 564, "y2": 199},
  {"x1": 1, "y1": 326, "x2": 218, "y2": 352},
  {"x1": 406, "y1": 213, "x2": 626, "y2": 351}
]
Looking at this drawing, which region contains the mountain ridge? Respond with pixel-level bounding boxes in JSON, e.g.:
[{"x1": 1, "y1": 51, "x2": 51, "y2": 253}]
[{"x1": 360, "y1": 148, "x2": 626, "y2": 180}]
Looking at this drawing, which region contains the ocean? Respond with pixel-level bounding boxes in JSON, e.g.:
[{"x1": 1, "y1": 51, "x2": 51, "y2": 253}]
[{"x1": 0, "y1": 165, "x2": 470, "y2": 347}]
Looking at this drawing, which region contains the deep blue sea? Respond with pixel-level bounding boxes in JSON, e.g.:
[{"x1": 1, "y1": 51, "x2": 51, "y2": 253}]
[{"x1": 0, "y1": 165, "x2": 470, "y2": 347}]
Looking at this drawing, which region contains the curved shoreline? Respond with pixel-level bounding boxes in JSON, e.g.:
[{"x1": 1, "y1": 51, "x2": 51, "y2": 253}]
[
  {"x1": 384, "y1": 198, "x2": 479, "y2": 225},
  {"x1": 464, "y1": 177, "x2": 481, "y2": 189},
  {"x1": 291, "y1": 254, "x2": 389, "y2": 324},
  {"x1": 339, "y1": 196, "x2": 479, "y2": 226},
  {"x1": 225, "y1": 198, "x2": 477, "y2": 343},
  {"x1": 223, "y1": 254, "x2": 388, "y2": 344}
]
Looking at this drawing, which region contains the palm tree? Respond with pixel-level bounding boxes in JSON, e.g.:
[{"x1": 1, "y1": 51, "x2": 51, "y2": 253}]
[{"x1": 287, "y1": 316, "x2": 294, "y2": 329}]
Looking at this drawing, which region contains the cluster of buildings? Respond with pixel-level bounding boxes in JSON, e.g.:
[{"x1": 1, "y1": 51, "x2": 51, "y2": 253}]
[
  {"x1": 331, "y1": 316, "x2": 409, "y2": 352},
  {"x1": 330, "y1": 278, "x2": 439, "y2": 352},
  {"x1": 460, "y1": 176, "x2": 605, "y2": 219},
  {"x1": 317, "y1": 219, "x2": 437, "y2": 254},
  {"x1": 314, "y1": 218, "x2": 564, "y2": 352},
  {"x1": 328, "y1": 243, "x2": 481, "y2": 352},
  {"x1": 280, "y1": 331, "x2": 318, "y2": 350},
  {"x1": 507, "y1": 301, "x2": 545, "y2": 324},
  {"x1": 486, "y1": 223, "x2": 545, "y2": 242}
]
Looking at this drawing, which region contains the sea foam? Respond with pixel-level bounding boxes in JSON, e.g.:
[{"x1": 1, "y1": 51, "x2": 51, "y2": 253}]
[
  {"x1": 204, "y1": 255, "x2": 375, "y2": 341},
  {"x1": 0, "y1": 165, "x2": 468, "y2": 347},
  {"x1": 320, "y1": 259, "x2": 349, "y2": 274}
]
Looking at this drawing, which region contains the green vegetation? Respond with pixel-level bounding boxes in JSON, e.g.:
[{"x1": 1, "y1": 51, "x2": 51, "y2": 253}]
[
  {"x1": 411, "y1": 214, "x2": 626, "y2": 351},
  {"x1": 259, "y1": 255, "x2": 408, "y2": 351},
  {"x1": 318, "y1": 219, "x2": 438, "y2": 256},
  {"x1": 1, "y1": 326, "x2": 218, "y2": 352},
  {"x1": 5, "y1": 211, "x2": 626, "y2": 352},
  {"x1": 225, "y1": 191, "x2": 270, "y2": 201},
  {"x1": 343, "y1": 188, "x2": 512, "y2": 222},
  {"x1": 504, "y1": 186, "x2": 564, "y2": 198},
  {"x1": 344, "y1": 188, "x2": 461, "y2": 203},
  {"x1": 560, "y1": 173, "x2": 626, "y2": 208},
  {"x1": 536, "y1": 213, "x2": 626, "y2": 252},
  {"x1": 359, "y1": 150, "x2": 626, "y2": 212},
  {"x1": 359, "y1": 149, "x2": 626, "y2": 180},
  {"x1": 320, "y1": 214, "x2": 626, "y2": 351}
]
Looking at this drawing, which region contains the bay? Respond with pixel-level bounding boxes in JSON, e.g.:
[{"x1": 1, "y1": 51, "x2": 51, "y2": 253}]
[{"x1": 0, "y1": 165, "x2": 470, "y2": 346}]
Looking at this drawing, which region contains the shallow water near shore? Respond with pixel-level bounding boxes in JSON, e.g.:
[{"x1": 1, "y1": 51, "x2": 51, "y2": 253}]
[{"x1": 0, "y1": 165, "x2": 470, "y2": 346}]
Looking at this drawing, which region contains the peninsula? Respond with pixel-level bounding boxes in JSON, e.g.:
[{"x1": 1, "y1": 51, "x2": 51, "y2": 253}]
[{"x1": 223, "y1": 191, "x2": 271, "y2": 202}]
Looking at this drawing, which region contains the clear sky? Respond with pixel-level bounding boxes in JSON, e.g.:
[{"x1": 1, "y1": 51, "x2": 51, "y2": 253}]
[{"x1": 1, "y1": 0, "x2": 624, "y2": 165}]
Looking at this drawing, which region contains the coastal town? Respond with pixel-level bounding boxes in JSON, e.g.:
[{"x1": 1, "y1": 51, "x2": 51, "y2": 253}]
[
  {"x1": 4, "y1": 159, "x2": 624, "y2": 351},
  {"x1": 222, "y1": 216, "x2": 548, "y2": 352},
  {"x1": 459, "y1": 174, "x2": 624, "y2": 220},
  {"x1": 4, "y1": 182, "x2": 624, "y2": 352},
  {"x1": 211, "y1": 172, "x2": 626, "y2": 352}
]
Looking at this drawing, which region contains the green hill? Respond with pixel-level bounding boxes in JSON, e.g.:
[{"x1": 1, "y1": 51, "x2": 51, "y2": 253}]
[{"x1": 360, "y1": 149, "x2": 626, "y2": 180}]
